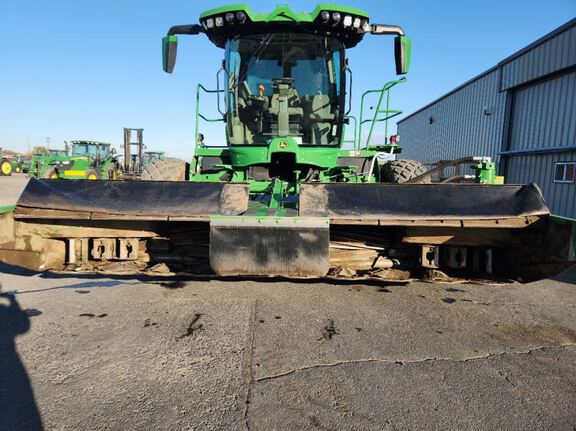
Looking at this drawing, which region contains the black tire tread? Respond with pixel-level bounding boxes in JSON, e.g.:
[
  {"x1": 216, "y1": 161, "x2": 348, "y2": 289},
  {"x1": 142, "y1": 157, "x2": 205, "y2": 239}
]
[
  {"x1": 141, "y1": 158, "x2": 189, "y2": 181},
  {"x1": 380, "y1": 159, "x2": 429, "y2": 183}
]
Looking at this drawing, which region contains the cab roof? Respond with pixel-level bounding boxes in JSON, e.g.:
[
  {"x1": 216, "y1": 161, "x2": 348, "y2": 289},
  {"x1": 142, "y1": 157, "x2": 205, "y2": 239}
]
[{"x1": 199, "y1": 4, "x2": 370, "y2": 48}]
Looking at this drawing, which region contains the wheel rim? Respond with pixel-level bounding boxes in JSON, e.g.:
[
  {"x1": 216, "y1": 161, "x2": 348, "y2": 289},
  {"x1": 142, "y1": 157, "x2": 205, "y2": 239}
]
[
  {"x1": 1, "y1": 163, "x2": 11, "y2": 175},
  {"x1": 15, "y1": 166, "x2": 21, "y2": 173},
  {"x1": 50, "y1": 172, "x2": 59, "y2": 179},
  {"x1": 88, "y1": 173, "x2": 98, "y2": 180}
]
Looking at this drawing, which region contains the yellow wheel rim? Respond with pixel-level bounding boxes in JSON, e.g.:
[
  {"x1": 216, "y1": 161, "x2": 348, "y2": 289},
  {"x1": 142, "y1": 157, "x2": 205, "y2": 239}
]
[
  {"x1": 1, "y1": 163, "x2": 11, "y2": 175},
  {"x1": 15, "y1": 166, "x2": 21, "y2": 173},
  {"x1": 50, "y1": 173, "x2": 59, "y2": 179},
  {"x1": 88, "y1": 173, "x2": 98, "y2": 180}
]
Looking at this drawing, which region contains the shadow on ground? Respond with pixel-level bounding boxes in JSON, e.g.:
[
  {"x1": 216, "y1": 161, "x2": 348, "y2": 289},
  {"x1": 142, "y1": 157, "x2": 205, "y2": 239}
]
[
  {"x1": 551, "y1": 267, "x2": 576, "y2": 285},
  {"x1": 0, "y1": 262, "x2": 408, "y2": 289},
  {"x1": 0, "y1": 285, "x2": 43, "y2": 430}
]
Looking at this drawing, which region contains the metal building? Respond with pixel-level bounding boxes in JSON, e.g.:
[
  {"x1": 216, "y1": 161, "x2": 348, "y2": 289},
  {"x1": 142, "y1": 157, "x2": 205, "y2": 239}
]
[{"x1": 397, "y1": 18, "x2": 576, "y2": 218}]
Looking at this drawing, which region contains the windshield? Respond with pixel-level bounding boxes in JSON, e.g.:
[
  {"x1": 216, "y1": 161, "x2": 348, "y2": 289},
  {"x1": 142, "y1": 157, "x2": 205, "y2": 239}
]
[
  {"x1": 226, "y1": 32, "x2": 345, "y2": 146},
  {"x1": 72, "y1": 143, "x2": 110, "y2": 158},
  {"x1": 49, "y1": 150, "x2": 66, "y2": 157}
]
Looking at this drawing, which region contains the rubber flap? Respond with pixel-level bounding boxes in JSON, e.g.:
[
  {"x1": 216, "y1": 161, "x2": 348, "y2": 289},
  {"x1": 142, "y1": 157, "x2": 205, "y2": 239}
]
[
  {"x1": 299, "y1": 183, "x2": 549, "y2": 220},
  {"x1": 16, "y1": 178, "x2": 249, "y2": 219},
  {"x1": 209, "y1": 217, "x2": 330, "y2": 276}
]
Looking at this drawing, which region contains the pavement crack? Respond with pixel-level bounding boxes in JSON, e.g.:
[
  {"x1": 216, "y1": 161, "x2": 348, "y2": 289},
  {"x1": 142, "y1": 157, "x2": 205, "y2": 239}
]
[
  {"x1": 241, "y1": 300, "x2": 258, "y2": 431},
  {"x1": 255, "y1": 344, "x2": 576, "y2": 382}
]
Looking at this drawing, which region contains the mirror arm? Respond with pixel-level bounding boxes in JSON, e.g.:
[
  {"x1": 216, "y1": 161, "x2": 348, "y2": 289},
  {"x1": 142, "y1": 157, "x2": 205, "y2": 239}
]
[
  {"x1": 369, "y1": 24, "x2": 405, "y2": 36},
  {"x1": 167, "y1": 24, "x2": 205, "y2": 36}
]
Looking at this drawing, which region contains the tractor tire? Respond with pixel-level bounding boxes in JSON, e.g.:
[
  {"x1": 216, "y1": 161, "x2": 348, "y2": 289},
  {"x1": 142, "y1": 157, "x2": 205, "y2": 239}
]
[
  {"x1": 141, "y1": 158, "x2": 189, "y2": 181},
  {"x1": 0, "y1": 159, "x2": 12, "y2": 176},
  {"x1": 86, "y1": 169, "x2": 100, "y2": 180},
  {"x1": 380, "y1": 159, "x2": 429, "y2": 183},
  {"x1": 42, "y1": 168, "x2": 60, "y2": 179}
]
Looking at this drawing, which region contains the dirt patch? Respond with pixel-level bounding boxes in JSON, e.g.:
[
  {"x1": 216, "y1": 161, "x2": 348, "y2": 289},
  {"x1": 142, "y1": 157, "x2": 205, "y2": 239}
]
[
  {"x1": 493, "y1": 323, "x2": 576, "y2": 345},
  {"x1": 144, "y1": 318, "x2": 158, "y2": 328},
  {"x1": 320, "y1": 319, "x2": 338, "y2": 340},
  {"x1": 159, "y1": 281, "x2": 187, "y2": 289},
  {"x1": 445, "y1": 287, "x2": 465, "y2": 293},
  {"x1": 178, "y1": 313, "x2": 203, "y2": 339},
  {"x1": 24, "y1": 308, "x2": 42, "y2": 317}
]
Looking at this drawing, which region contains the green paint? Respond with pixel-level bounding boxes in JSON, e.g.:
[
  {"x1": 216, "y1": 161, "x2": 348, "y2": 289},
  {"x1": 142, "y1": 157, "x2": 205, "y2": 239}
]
[
  {"x1": 0, "y1": 205, "x2": 15, "y2": 214},
  {"x1": 472, "y1": 159, "x2": 499, "y2": 184},
  {"x1": 30, "y1": 141, "x2": 122, "y2": 180},
  {"x1": 166, "y1": 4, "x2": 412, "y2": 204}
]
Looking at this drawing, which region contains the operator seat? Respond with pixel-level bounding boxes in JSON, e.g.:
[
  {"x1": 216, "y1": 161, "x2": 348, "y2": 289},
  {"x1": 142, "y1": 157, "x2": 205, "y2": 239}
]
[{"x1": 304, "y1": 95, "x2": 335, "y2": 145}]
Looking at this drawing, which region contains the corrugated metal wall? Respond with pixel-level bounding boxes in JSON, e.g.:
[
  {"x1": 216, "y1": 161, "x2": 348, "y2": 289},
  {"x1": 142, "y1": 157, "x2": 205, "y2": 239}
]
[
  {"x1": 398, "y1": 19, "x2": 576, "y2": 217},
  {"x1": 504, "y1": 69, "x2": 576, "y2": 218},
  {"x1": 506, "y1": 152, "x2": 576, "y2": 217},
  {"x1": 501, "y1": 25, "x2": 576, "y2": 90},
  {"x1": 508, "y1": 70, "x2": 576, "y2": 151},
  {"x1": 398, "y1": 70, "x2": 506, "y2": 164}
]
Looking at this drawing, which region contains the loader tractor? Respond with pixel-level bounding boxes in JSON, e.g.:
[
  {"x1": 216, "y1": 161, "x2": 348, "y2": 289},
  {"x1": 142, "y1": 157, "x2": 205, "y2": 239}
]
[
  {"x1": 29, "y1": 149, "x2": 68, "y2": 178},
  {"x1": 0, "y1": 4, "x2": 573, "y2": 282},
  {"x1": 41, "y1": 141, "x2": 122, "y2": 180}
]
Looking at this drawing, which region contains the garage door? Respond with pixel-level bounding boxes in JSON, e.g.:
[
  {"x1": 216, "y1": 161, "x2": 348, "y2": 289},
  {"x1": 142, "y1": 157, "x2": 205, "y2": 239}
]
[{"x1": 505, "y1": 70, "x2": 576, "y2": 218}]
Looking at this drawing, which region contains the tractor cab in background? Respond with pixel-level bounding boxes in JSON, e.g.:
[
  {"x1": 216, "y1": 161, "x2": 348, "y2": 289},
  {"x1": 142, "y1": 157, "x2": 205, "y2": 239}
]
[{"x1": 142, "y1": 151, "x2": 166, "y2": 168}]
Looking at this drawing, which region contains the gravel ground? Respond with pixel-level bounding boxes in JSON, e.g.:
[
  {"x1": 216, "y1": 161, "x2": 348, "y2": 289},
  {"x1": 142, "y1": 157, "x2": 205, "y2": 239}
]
[{"x1": 1, "y1": 174, "x2": 575, "y2": 430}]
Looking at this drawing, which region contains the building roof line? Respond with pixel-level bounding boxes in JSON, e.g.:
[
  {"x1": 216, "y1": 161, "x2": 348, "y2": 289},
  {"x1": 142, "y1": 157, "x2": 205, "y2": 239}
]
[{"x1": 398, "y1": 17, "x2": 576, "y2": 124}]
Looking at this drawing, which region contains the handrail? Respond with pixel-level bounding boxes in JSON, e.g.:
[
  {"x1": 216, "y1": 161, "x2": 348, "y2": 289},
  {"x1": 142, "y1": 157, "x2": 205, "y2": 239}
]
[
  {"x1": 358, "y1": 77, "x2": 406, "y2": 149},
  {"x1": 195, "y1": 84, "x2": 225, "y2": 149},
  {"x1": 342, "y1": 115, "x2": 358, "y2": 149}
]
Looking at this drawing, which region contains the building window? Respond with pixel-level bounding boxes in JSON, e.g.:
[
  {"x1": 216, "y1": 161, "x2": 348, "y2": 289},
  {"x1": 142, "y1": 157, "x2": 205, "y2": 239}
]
[{"x1": 554, "y1": 162, "x2": 575, "y2": 183}]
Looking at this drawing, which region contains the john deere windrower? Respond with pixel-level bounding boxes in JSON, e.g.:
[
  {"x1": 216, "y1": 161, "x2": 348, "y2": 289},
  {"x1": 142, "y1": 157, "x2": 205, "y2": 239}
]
[{"x1": 0, "y1": 4, "x2": 573, "y2": 282}]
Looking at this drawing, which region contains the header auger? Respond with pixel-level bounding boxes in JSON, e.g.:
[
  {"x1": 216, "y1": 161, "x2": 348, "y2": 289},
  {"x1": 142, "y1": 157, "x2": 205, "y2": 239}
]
[{"x1": 0, "y1": 4, "x2": 573, "y2": 282}]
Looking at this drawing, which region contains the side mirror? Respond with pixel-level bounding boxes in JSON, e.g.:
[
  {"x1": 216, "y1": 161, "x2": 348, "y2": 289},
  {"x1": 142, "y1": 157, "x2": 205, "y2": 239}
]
[
  {"x1": 111, "y1": 148, "x2": 117, "y2": 155},
  {"x1": 162, "y1": 35, "x2": 178, "y2": 73},
  {"x1": 394, "y1": 36, "x2": 411, "y2": 75}
]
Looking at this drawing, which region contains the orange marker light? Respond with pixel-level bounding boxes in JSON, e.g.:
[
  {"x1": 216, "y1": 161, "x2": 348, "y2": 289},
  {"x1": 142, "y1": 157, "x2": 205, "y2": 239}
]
[{"x1": 258, "y1": 84, "x2": 265, "y2": 97}]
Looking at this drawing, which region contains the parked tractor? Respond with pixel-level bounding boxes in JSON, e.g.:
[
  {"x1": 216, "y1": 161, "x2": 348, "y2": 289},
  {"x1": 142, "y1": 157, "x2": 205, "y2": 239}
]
[
  {"x1": 29, "y1": 149, "x2": 68, "y2": 178},
  {"x1": 0, "y1": 148, "x2": 13, "y2": 176},
  {"x1": 40, "y1": 141, "x2": 122, "y2": 180},
  {"x1": 0, "y1": 4, "x2": 573, "y2": 283},
  {"x1": 12, "y1": 155, "x2": 30, "y2": 173}
]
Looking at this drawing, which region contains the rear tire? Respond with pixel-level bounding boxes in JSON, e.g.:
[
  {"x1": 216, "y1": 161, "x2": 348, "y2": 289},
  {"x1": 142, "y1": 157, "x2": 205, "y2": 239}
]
[
  {"x1": 141, "y1": 158, "x2": 189, "y2": 181},
  {"x1": 43, "y1": 168, "x2": 60, "y2": 179},
  {"x1": 380, "y1": 159, "x2": 429, "y2": 183},
  {"x1": 86, "y1": 169, "x2": 100, "y2": 180},
  {"x1": 0, "y1": 159, "x2": 12, "y2": 176}
]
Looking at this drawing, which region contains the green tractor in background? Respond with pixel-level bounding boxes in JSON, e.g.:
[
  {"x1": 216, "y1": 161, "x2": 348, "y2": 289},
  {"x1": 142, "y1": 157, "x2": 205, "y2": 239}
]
[
  {"x1": 12, "y1": 155, "x2": 30, "y2": 174},
  {"x1": 41, "y1": 141, "x2": 122, "y2": 180},
  {"x1": 0, "y1": 148, "x2": 14, "y2": 176},
  {"x1": 0, "y1": 4, "x2": 573, "y2": 283},
  {"x1": 29, "y1": 149, "x2": 68, "y2": 178}
]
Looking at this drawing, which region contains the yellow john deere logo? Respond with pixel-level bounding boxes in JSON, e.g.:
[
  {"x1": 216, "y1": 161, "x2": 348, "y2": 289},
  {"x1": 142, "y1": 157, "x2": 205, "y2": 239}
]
[{"x1": 278, "y1": 141, "x2": 288, "y2": 149}]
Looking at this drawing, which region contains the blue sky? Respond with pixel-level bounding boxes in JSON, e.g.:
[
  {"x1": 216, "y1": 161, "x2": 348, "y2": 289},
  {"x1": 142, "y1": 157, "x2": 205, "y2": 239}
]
[{"x1": 0, "y1": 0, "x2": 574, "y2": 157}]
